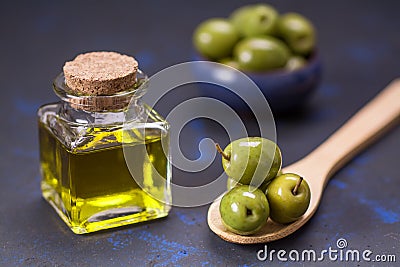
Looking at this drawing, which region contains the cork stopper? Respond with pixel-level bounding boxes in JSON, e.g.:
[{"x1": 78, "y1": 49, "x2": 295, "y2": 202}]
[
  {"x1": 63, "y1": 51, "x2": 138, "y2": 95},
  {"x1": 59, "y1": 51, "x2": 143, "y2": 111}
]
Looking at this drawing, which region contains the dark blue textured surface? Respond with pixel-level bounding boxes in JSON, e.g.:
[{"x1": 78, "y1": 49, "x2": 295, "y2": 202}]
[{"x1": 1, "y1": 1, "x2": 400, "y2": 266}]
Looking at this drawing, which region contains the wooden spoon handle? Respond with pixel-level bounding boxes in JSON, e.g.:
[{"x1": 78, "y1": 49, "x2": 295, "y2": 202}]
[{"x1": 307, "y1": 79, "x2": 400, "y2": 186}]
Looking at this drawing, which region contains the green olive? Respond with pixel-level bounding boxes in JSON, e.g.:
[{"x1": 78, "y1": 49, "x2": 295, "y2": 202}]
[
  {"x1": 229, "y1": 5, "x2": 253, "y2": 37},
  {"x1": 220, "y1": 137, "x2": 282, "y2": 186},
  {"x1": 277, "y1": 13, "x2": 316, "y2": 55},
  {"x1": 266, "y1": 173, "x2": 311, "y2": 224},
  {"x1": 220, "y1": 185, "x2": 270, "y2": 235},
  {"x1": 234, "y1": 36, "x2": 290, "y2": 71},
  {"x1": 240, "y1": 4, "x2": 278, "y2": 37},
  {"x1": 193, "y1": 18, "x2": 239, "y2": 60},
  {"x1": 230, "y1": 4, "x2": 278, "y2": 37}
]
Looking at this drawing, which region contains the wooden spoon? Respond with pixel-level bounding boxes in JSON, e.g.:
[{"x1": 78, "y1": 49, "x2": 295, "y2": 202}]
[{"x1": 208, "y1": 79, "x2": 400, "y2": 244}]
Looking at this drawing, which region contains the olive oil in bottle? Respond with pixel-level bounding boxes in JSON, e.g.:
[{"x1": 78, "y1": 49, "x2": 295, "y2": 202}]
[{"x1": 38, "y1": 52, "x2": 171, "y2": 234}]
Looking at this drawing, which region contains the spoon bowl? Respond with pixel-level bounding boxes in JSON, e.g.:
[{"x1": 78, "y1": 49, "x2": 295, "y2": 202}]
[
  {"x1": 208, "y1": 79, "x2": 400, "y2": 244},
  {"x1": 207, "y1": 161, "x2": 324, "y2": 244}
]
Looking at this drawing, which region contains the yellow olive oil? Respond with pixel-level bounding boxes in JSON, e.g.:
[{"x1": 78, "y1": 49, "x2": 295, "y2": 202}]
[{"x1": 39, "y1": 121, "x2": 171, "y2": 234}]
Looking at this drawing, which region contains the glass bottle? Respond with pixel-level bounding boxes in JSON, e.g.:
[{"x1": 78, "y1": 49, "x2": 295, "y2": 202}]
[{"x1": 37, "y1": 55, "x2": 171, "y2": 234}]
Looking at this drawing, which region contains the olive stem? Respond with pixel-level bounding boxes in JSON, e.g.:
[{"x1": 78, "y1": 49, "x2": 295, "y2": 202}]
[
  {"x1": 215, "y1": 143, "x2": 230, "y2": 161},
  {"x1": 292, "y1": 177, "x2": 303, "y2": 195}
]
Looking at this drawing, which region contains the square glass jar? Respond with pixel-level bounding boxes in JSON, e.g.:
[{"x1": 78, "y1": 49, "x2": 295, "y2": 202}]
[{"x1": 38, "y1": 70, "x2": 171, "y2": 234}]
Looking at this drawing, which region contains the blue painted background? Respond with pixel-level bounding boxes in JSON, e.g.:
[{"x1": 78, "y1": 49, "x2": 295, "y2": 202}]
[{"x1": 0, "y1": 0, "x2": 399, "y2": 266}]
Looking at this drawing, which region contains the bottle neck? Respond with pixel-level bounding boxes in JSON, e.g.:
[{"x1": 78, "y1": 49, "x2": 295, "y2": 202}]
[
  {"x1": 53, "y1": 69, "x2": 148, "y2": 113},
  {"x1": 59, "y1": 98, "x2": 145, "y2": 126},
  {"x1": 51, "y1": 69, "x2": 148, "y2": 126}
]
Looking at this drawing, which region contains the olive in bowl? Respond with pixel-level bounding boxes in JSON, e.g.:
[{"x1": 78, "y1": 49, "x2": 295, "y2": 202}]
[
  {"x1": 192, "y1": 4, "x2": 322, "y2": 113},
  {"x1": 192, "y1": 51, "x2": 321, "y2": 113}
]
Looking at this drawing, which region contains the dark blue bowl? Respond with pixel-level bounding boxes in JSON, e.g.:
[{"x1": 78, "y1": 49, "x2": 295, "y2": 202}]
[{"x1": 192, "y1": 52, "x2": 322, "y2": 114}]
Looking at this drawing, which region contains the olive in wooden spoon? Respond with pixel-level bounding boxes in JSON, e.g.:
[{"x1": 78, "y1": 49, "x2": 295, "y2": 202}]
[
  {"x1": 266, "y1": 174, "x2": 311, "y2": 224},
  {"x1": 220, "y1": 185, "x2": 270, "y2": 235},
  {"x1": 208, "y1": 79, "x2": 400, "y2": 244},
  {"x1": 216, "y1": 137, "x2": 282, "y2": 186}
]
